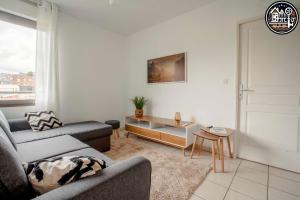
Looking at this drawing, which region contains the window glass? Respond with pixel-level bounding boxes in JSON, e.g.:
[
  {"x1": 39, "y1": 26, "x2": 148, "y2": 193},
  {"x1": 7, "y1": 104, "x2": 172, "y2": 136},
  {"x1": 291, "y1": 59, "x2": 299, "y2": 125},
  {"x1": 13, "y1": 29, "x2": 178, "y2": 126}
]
[{"x1": 0, "y1": 12, "x2": 36, "y2": 106}]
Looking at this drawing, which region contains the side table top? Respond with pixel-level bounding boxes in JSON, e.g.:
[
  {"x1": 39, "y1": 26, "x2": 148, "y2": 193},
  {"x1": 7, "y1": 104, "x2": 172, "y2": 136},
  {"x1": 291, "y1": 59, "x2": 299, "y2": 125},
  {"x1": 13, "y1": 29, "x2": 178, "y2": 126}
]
[{"x1": 199, "y1": 127, "x2": 232, "y2": 137}]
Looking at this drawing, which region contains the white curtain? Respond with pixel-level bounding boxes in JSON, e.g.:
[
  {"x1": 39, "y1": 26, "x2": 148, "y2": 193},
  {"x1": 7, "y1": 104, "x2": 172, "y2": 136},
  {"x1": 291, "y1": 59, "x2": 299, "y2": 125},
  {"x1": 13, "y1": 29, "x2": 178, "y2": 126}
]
[{"x1": 35, "y1": 0, "x2": 59, "y2": 114}]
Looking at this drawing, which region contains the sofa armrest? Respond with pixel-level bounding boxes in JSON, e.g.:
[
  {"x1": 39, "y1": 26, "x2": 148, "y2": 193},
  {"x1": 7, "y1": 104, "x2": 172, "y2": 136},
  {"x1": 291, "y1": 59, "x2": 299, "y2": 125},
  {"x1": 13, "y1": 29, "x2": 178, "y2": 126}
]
[
  {"x1": 33, "y1": 156, "x2": 152, "y2": 200},
  {"x1": 8, "y1": 118, "x2": 31, "y2": 132}
]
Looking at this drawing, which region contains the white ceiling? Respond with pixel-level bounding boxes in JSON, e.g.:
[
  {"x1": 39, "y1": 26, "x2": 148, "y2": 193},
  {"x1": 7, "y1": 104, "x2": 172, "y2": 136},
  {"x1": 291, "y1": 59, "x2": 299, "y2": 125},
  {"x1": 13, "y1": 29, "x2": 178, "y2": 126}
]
[{"x1": 51, "y1": 0, "x2": 215, "y2": 35}]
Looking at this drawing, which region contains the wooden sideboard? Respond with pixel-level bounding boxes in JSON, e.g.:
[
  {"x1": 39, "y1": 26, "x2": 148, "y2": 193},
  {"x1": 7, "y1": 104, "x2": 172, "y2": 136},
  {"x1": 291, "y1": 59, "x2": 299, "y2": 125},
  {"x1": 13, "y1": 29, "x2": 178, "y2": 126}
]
[{"x1": 125, "y1": 115, "x2": 198, "y2": 151}]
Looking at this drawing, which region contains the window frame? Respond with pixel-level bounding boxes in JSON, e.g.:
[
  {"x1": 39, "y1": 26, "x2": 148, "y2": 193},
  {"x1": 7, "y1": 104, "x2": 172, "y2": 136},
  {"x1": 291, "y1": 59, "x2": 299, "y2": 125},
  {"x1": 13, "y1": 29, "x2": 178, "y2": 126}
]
[{"x1": 0, "y1": 10, "x2": 37, "y2": 107}]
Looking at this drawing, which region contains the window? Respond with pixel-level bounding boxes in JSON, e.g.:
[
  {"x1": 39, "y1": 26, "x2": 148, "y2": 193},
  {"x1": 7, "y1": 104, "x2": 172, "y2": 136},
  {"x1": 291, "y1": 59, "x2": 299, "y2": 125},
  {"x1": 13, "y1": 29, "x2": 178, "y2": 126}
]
[{"x1": 0, "y1": 11, "x2": 36, "y2": 107}]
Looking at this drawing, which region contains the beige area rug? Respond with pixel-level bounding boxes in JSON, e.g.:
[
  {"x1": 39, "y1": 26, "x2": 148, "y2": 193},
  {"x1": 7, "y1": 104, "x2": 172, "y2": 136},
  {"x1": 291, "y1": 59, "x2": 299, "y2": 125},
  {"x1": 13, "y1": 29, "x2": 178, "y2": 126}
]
[{"x1": 105, "y1": 133, "x2": 212, "y2": 200}]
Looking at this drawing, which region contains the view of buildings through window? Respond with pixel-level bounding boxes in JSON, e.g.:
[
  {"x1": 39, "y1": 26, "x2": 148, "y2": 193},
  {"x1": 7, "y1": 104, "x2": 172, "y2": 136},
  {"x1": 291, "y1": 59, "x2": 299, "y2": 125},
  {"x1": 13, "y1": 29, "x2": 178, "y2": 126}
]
[{"x1": 0, "y1": 17, "x2": 36, "y2": 102}]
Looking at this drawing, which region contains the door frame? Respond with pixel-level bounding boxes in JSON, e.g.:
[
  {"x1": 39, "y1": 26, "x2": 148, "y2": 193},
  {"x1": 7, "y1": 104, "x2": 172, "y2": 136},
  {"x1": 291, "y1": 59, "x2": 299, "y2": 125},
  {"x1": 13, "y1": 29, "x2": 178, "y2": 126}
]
[{"x1": 234, "y1": 16, "x2": 263, "y2": 158}]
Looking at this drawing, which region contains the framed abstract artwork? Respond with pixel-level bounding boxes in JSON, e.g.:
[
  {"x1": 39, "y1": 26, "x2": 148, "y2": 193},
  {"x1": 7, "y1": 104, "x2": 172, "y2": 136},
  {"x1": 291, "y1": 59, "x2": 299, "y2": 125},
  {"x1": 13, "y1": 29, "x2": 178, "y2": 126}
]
[{"x1": 147, "y1": 53, "x2": 186, "y2": 83}]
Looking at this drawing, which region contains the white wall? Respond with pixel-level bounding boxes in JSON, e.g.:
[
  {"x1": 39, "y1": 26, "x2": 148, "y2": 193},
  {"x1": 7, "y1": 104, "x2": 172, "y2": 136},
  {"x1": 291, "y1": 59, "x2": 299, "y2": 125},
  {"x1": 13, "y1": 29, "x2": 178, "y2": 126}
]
[
  {"x1": 57, "y1": 13, "x2": 127, "y2": 124},
  {"x1": 126, "y1": 0, "x2": 277, "y2": 129}
]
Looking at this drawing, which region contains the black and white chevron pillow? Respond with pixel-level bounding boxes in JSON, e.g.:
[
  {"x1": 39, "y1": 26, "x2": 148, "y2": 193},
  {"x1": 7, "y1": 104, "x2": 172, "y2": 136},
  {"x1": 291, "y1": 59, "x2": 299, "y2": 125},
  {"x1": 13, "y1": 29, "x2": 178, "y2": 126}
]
[
  {"x1": 25, "y1": 111, "x2": 63, "y2": 131},
  {"x1": 23, "y1": 156, "x2": 106, "y2": 194}
]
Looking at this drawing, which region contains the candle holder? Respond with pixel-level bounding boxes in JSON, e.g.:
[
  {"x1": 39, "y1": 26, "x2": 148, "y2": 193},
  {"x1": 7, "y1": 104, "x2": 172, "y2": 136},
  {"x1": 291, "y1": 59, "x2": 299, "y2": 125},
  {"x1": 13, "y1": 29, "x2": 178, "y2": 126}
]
[{"x1": 175, "y1": 112, "x2": 181, "y2": 123}]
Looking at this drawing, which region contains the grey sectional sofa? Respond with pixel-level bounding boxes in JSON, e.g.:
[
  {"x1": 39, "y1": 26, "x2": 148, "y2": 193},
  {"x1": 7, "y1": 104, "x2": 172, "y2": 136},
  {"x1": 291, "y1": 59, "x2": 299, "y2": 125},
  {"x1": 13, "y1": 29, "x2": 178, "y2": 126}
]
[
  {"x1": 9, "y1": 119, "x2": 112, "y2": 152},
  {"x1": 0, "y1": 111, "x2": 151, "y2": 200}
]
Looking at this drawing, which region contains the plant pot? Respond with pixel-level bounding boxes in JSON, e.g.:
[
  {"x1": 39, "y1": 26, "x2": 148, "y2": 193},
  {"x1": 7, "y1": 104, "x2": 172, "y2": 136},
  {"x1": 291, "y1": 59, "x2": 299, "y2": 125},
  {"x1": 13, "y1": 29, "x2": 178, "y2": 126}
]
[{"x1": 135, "y1": 109, "x2": 143, "y2": 118}]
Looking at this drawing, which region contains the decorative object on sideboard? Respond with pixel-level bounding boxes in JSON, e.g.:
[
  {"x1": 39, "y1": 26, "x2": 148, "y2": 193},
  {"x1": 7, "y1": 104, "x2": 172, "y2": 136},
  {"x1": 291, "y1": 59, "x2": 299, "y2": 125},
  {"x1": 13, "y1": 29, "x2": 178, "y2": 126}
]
[
  {"x1": 131, "y1": 96, "x2": 147, "y2": 118},
  {"x1": 147, "y1": 53, "x2": 186, "y2": 83},
  {"x1": 174, "y1": 112, "x2": 181, "y2": 123}
]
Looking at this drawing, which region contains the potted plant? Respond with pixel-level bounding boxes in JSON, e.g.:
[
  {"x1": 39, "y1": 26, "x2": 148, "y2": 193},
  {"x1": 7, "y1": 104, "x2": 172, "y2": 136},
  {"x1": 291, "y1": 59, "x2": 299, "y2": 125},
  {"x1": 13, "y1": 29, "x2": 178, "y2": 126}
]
[{"x1": 131, "y1": 96, "x2": 147, "y2": 118}]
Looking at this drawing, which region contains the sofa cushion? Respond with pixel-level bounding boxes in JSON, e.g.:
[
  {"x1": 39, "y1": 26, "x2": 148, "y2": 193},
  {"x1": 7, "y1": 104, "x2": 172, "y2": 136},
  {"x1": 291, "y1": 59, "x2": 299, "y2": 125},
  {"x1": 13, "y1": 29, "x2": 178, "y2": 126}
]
[
  {"x1": 17, "y1": 135, "x2": 89, "y2": 162},
  {"x1": 24, "y1": 156, "x2": 106, "y2": 194},
  {"x1": 0, "y1": 110, "x2": 17, "y2": 150},
  {"x1": 25, "y1": 111, "x2": 63, "y2": 132},
  {"x1": 13, "y1": 121, "x2": 112, "y2": 144},
  {"x1": 0, "y1": 130, "x2": 30, "y2": 199}
]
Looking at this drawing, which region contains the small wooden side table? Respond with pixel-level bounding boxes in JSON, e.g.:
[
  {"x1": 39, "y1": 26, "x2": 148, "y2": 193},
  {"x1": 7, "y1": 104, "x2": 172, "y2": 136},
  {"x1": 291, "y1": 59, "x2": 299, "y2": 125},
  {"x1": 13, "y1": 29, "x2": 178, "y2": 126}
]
[
  {"x1": 191, "y1": 128, "x2": 233, "y2": 173},
  {"x1": 191, "y1": 130, "x2": 220, "y2": 172}
]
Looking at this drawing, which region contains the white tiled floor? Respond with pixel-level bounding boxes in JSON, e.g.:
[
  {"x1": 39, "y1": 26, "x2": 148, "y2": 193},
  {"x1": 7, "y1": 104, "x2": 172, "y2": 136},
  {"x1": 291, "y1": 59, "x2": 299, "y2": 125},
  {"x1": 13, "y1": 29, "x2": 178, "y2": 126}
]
[{"x1": 190, "y1": 158, "x2": 300, "y2": 200}]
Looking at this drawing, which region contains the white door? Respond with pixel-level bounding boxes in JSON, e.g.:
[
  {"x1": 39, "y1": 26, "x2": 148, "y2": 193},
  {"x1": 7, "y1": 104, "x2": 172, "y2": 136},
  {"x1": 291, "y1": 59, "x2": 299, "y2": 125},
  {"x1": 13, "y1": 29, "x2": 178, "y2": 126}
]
[{"x1": 238, "y1": 18, "x2": 300, "y2": 173}]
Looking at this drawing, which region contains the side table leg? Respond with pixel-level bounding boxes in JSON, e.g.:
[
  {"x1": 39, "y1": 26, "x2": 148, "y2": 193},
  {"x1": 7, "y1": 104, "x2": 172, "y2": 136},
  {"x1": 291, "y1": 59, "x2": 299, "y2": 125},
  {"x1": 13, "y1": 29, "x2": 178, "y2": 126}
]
[
  {"x1": 227, "y1": 136, "x2": 233, "y2": 158},
  {"x1": 116, "y1": 129, "x2": 120, "y2": 138},
  {"x1": 220, "y1": 138, "x2": 224, "y2": 173},
  {"x1": 198, "y1": 138, "x2": 204, "y2": 155},
  {"x1": 216, "y1": 140, "x2": 220, "y2": 160},
  {"x1": 212, "y1": 141, "x2": 216, "y2": 173},
  {"x1": 190, "y1": 136, "x2": 198, "y2": 158},
  {"x1": 114, "y1": 130, "x2": 118, "y2": 140}
]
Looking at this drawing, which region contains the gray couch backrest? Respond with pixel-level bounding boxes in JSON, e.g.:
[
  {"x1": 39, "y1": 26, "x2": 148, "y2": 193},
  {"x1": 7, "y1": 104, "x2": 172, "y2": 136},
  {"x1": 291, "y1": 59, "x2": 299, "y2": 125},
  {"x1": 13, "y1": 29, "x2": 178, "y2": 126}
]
[
  {"x1": 0, "y1": 110, "x2": 17, "y2": 150},
  {"x1": 0, "y1": 127, "x2": 30, "y2": 199}
]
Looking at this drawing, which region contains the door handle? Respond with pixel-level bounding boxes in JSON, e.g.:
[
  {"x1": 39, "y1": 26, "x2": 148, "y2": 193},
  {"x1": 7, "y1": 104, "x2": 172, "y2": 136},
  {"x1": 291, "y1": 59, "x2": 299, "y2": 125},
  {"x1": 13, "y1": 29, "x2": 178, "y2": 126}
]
[
  {"x1": 240, "y1": 89, "x2": 255, "y2": 92},
  {"x1": 239, "y1": 84, "x2": 255, "y2": 99}
]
